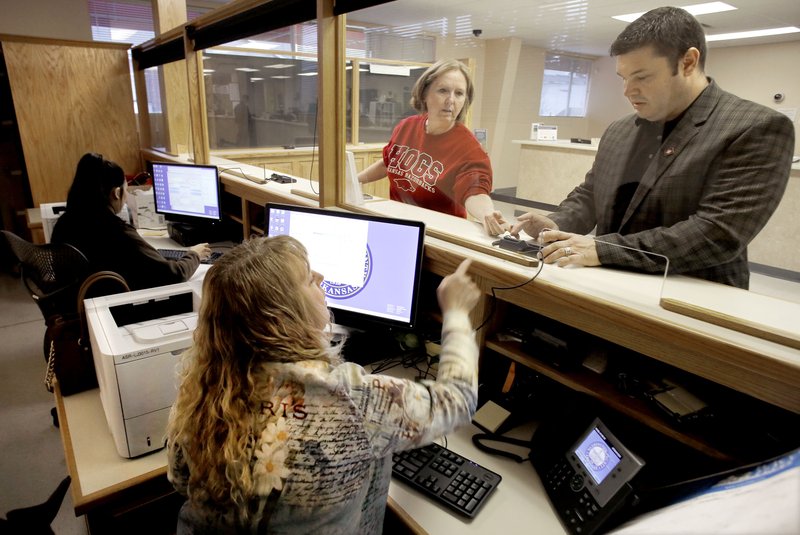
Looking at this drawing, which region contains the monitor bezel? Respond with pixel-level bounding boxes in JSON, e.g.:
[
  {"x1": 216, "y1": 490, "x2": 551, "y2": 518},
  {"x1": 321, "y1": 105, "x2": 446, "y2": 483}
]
[
  {"x1": 264, "y1": 202, "x2": 427, "y2": 331},
  {"x1": 147, "y1": 161, "x2": 223, "y2": 224}
]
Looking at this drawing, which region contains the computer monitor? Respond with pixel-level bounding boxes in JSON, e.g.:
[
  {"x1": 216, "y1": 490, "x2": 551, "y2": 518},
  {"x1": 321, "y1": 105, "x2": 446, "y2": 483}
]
[
  {"x1": 149, "y1": 161, "x2": 222, "y2": 225},
  {"x1": 264, "y1": 203, "x2": 426, "y2": 330}
]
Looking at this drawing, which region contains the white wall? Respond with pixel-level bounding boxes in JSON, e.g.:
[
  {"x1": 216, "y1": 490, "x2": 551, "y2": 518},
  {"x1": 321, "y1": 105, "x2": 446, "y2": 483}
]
[
  {"x1": 707, "y1": 41, "x2": 800, "y2": 155},
  {"x1": 0, "y1": 0, "x2": 91, "y2": 41},
  {"x1": 568, "y1": 41, "x2": 800, "y2": 154},
  {"x1": 586, "y1": 55, "x2": 630, "y2": 138}
]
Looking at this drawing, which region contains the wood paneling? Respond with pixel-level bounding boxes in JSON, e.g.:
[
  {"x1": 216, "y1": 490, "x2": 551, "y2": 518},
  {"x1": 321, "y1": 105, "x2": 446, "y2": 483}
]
[{"x1": 2, "y1": 39, "x2": 139, "y2": 206}]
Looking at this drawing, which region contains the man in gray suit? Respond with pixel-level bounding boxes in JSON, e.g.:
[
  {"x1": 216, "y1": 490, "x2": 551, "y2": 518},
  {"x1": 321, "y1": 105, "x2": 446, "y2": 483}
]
[{"x1": 510, "y1": 6, "x2": 794, "y2": 289}]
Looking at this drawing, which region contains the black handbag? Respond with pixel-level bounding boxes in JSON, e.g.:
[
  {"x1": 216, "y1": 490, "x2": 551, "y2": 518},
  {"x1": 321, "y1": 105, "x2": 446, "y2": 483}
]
[{"x1": 44, "y1": 271, "x2": 129, "y2": 395}]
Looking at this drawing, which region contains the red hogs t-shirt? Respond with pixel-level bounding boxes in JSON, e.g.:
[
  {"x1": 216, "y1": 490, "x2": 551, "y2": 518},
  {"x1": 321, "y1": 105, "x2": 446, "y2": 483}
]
[{"x1": 382, "y1": 114, "x2": 492, "y2": 218}]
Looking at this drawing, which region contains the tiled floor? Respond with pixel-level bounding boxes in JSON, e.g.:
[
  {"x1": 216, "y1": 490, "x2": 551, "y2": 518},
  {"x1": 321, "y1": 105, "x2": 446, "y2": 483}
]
[{"x1": 0, "y1": 271, "x2": 88, "y2": 534}]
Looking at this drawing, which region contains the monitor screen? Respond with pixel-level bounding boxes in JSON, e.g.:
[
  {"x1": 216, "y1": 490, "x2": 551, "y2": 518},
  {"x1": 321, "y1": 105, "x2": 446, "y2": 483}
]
[
  {"x1": 265, "y1": 203, "x2": 426, "y2": 330},
  {"x1": 573, "y1": 425, "x2": 623, "y2": 485},
  {"x1": 149, "y1": 161, "x2": 222, "y2": 224}
]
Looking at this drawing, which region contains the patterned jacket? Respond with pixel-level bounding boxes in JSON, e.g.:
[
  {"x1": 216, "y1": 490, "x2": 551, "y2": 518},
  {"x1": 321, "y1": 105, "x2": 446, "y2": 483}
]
[
  {"x1": 550, "y1": 80, "x2": 794, "y2": 288},
  {"x1": 168, "y1": 310, "x2": 478, "y2": 534}
]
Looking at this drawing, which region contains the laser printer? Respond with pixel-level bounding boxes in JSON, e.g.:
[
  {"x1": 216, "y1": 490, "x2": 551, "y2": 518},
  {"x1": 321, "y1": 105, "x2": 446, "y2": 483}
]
[{"x1": 85, "y1": 281, "x2": 201, "y2": 458}]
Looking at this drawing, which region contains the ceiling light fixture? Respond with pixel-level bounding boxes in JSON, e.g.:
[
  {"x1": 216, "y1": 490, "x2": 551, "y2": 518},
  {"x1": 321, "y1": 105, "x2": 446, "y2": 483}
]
[
  {"x1": 706, "y1": 26, "x2": 800, "y2": 41},
  {"x1": 612, "y1": 2, "x2": 736, "y2": 23}
]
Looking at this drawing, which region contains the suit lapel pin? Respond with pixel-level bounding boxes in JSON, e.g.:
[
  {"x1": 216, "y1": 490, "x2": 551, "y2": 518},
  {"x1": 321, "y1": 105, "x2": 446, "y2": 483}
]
[{"x1": 664, "y1": 147, "x2": 676, "y2": 156}]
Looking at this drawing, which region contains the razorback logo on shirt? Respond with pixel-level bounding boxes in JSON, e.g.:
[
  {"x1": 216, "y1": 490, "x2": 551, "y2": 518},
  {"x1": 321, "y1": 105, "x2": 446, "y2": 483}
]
[{"x1": 387, "y1": 144, "x2": 444, "y2": 193}]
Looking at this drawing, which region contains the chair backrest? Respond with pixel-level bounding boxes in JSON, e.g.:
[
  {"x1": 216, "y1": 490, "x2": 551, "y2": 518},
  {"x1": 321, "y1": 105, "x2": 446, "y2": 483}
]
[{"x1": 1, "y1": 230, "x2": 90, "y2": 320}]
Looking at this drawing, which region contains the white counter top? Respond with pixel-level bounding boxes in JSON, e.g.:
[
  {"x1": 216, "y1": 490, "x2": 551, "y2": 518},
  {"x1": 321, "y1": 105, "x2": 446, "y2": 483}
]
[{"x1": 512, "y1": 139, "x2": 599, "y2": 152}]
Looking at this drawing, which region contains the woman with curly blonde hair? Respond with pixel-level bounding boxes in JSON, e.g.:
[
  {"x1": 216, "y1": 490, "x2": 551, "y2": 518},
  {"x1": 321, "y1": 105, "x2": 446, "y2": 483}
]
[{"x1": 167, "y1": 235, "x2": 480, "y2": 533}]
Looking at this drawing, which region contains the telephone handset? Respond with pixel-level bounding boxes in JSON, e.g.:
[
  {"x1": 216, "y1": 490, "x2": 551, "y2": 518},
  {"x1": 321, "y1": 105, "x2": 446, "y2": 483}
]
[{"x1": 533, "y1": 417, "x2": 645, "y2": 535}]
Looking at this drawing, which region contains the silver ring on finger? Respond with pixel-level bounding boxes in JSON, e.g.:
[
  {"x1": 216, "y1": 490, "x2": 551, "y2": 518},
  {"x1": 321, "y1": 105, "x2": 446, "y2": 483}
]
[{"x1": 564, "y1": 246, "x2": 572, "y2": 256}]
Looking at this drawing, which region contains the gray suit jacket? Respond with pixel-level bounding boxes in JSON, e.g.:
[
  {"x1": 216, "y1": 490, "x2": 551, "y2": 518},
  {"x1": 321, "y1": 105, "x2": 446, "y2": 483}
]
[{"x1": 550, "y1": 80, "x2": 794, "y2": 288}]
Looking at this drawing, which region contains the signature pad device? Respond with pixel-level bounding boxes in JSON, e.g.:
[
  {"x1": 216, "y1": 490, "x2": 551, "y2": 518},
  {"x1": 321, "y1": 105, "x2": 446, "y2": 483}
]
[
  {"x1": 492, "y1": 235, "x2": 542, "y2": 258},
  {"x1": 392, "y1": 442, "x2": 501, "y2": 518},
  {"x1": 271, "y1": 173, "x2": 297, "y2": 184}
]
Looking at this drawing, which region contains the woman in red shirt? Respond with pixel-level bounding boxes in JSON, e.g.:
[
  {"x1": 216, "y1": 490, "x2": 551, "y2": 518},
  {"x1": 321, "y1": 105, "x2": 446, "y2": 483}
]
[{"x1": 359, "y1": 59, "x2": 509, "y2": 236}]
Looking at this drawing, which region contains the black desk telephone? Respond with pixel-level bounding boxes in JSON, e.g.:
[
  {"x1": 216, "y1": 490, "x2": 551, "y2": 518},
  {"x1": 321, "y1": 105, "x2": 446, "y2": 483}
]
[
  {"x1": 535, "y1": 417, "x2": 644, "y2": 535},
  {"x1": 474, "y1": 409, "x2": 648, "y2": 535}
]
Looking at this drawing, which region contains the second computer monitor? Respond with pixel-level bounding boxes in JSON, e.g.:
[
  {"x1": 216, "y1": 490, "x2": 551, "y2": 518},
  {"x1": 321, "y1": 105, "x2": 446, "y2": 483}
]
[
  {"x1": 149, "y1": 161, "x2": 222, "y2": 225},
  {"x1": 264, "y1": 203, "x2": 426, "y2": 330}
]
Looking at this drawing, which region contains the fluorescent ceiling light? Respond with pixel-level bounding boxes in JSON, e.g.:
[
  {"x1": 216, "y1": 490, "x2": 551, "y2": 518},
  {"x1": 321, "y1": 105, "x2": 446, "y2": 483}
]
[
  {"x1": 297, "y1": 72, "x2": 318, "y2": 76},
  {"x1": 203, "y1": 69, "x2": 215, "y2": 73},
  {"x1": 682, "y1": 1, "x2": 737, "y2": 16},
  {"x1": 235, "y1": 67, "x2": 259, "y2": 72},
  {"x1": 250, "y1": 77, "x2": 264, "y2": 81},
  {"x1": 369, "y1": 64, "x2": 411, "y2": 76},
  {"x1": 271, "y1": 75, "x2": 291, "y2": 79},
  {"x1": 264, "y1": 64, "x2": 294, "y2": 69},
  {"x1": 237, "y1": 39, "x2": 280, "y2": 51},
  {"x1": 706, "y1": 26, "x2": 800, "y2": 41},
  {"x1": 613, "y1": 2, "x2": 736, "y2": 23}
]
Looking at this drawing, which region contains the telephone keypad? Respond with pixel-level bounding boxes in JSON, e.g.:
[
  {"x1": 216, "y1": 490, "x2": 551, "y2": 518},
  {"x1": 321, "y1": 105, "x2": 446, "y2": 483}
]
[{"x1": 543, "y1": 459, "x2": 605, "y2": 535}]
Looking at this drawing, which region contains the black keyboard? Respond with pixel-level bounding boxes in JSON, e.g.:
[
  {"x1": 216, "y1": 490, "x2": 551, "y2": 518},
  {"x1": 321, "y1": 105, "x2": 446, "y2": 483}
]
[
  {"x1": 157, "y1": 248, "x2": 185, "y2": 260},
  {"x1": 202, "y1": 251, "x2": 223, "y2": 264},
  {"x1": 391, "y1": 442, "x2": 501, "y2": 519},
  {"x1": 158, "y1": 249, "x2": 223, "y2": 264}
]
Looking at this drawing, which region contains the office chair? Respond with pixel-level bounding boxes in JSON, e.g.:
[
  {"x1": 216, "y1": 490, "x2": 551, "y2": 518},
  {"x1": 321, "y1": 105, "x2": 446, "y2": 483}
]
[
  {"x1": 2, "y1": 231, "x2": 93, "y2": 427},
  {"x1": 1, "y1": 230, "x2": 90, "y2": 322}
]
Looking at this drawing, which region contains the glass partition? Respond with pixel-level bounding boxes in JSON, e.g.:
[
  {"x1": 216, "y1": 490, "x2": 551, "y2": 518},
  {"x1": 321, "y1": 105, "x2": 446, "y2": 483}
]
[
  {"x1": 203, "y1": 19, "x2": 434, "y2": 193},
  {"x1": 130, "y1": 0, "x2": 799, "y2": 300},
  {"x1": 204, "y1": 50, "x2": 320, "y2": 150},
  {"x1": 351, "y1": 60, "x2": 428, "y2": 144},
  {"x1": 144, "y1": 65, "x2": 167, "y2": 151},
  {"x1": 205, "y1": 25, "x2": 432, "y2": 151}
]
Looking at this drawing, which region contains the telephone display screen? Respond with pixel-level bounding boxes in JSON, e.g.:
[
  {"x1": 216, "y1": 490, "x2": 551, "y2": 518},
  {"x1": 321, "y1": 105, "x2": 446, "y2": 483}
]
[{"x1": 574, "y1": 427, "x2": 622, "y2": 485}]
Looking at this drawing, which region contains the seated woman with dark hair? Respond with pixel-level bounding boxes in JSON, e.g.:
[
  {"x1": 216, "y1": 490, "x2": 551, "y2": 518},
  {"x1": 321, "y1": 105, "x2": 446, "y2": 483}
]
[
  {"x1": 51, "y1": 153, "x2": 210, "y2": 290},
  {"x1": 166, "y1": 235, "x2": 480, "y2": 533}
]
